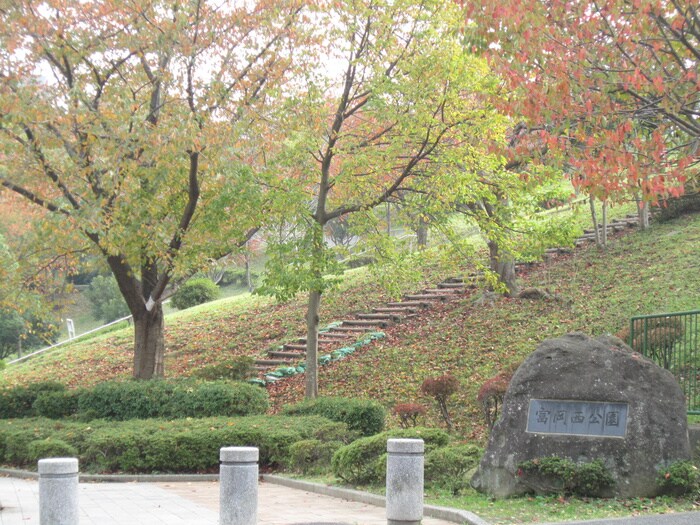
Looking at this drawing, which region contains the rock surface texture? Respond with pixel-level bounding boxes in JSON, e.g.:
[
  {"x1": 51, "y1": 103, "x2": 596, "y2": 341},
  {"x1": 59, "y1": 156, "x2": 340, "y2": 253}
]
[{"x1": 471, "y1": 332, "x2": 690, "y2": 498}]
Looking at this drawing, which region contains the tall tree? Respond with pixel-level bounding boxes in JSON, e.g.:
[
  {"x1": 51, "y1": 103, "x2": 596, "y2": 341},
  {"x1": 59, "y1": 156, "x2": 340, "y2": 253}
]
[
  {"x1": 464, "y1": 0, "x2": 698, "y2": 215},
  {"x1": 0, "y1": 0, "x2": 307, "y2": 378},
  {"x1": 259, "y1": 0, "x2": 506, "y2": 398}
]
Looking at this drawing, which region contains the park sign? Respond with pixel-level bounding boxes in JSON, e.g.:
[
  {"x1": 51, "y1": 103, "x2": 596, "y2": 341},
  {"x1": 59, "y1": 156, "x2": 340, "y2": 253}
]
[
  {"x1": 471, "y1": 333, "x2": 690, "y2": 498},
  {"x1": 526, "y1": 399, "x2": 628, "y2": 438}
]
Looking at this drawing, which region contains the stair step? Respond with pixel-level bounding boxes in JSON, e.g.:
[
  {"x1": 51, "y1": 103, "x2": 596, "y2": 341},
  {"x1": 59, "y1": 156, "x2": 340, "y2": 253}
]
[
  {"x1": 423, "y1": 288, "x2": 460, "y2": 294},
  {"x1": 444, "y1": 276, "x2": 465, "y2": 284},
  {"x1": 268, "y1": 351, "x2": 304, "y2": 359},
  {"x1": 373, "y1": 306, "x2": 419, "y2": 314},
  {"x1": 255, "y1": 359, "x2": 292, "y2": 367},
  {"x1": 293, "y1": 339, "x2": 338, "y2": 346},
  {"x1": 437, "y1": 282, "x2": 465, "y2": 289},
  {"x1": 327, "y1": 326, "x2": 372, "y2": 333},
  {"x1": 283, "y1": 343, "x2": 308, "y2": 351},
  {"x1": 357, "y1": 313, "x2": 401, "y2": 322},
  {"x1": 387, "y1": 300, "x2": 431, "y2": 308},
  {"x1": 315, "y1": 332, "x2": 350, "y2": 339},
  {"x1": 404, "y1": 294, "x2": 449, "y2": 301},
  {"x1": 342, "y1": 319, "x2": 390, "y2": 327}
]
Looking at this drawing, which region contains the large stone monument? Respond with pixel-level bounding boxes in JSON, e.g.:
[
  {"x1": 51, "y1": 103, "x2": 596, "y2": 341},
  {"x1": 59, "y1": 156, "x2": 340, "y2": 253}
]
[{"x1": 471, "y1": 332, "x2": 690, "y2": 498}]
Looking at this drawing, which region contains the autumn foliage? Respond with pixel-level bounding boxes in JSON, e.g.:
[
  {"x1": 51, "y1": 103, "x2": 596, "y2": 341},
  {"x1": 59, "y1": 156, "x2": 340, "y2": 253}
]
[{"x1": 421, "y1": 373, "x2": 460, "y2": 431}]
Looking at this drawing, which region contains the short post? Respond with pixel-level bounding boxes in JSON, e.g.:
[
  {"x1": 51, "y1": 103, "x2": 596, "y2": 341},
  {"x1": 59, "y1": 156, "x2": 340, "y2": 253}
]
[
  {"x1": 220, "y1": 446, "x2": 258, "y2": 525},
  {"x1": 38, "y1": 457, "x2": 79, "y2": 525},
  {"x1": 386, "y1": 438, "x2": 424, "y2": 525}
]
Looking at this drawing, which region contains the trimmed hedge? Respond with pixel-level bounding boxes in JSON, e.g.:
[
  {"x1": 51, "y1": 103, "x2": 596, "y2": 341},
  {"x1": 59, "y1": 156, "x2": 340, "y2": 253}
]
[
  {"x1": 281, "y1": 396, "x2": 385, "y2": 437},
  {"x1": 0, "y1": 415, "x2": 346, "y2": 473},
  {"x1": 331, "y1": 427, "x2": 450, "y2": 485},
  {"x1": 0, "y1": 381, "x2": 67, "y2": 419},
  {"x1": 424, "y1": 444, "x2": 483, "y2": 494},
  {"x1": 77, "y1": 379, "x2": 268, "y2": 420}
]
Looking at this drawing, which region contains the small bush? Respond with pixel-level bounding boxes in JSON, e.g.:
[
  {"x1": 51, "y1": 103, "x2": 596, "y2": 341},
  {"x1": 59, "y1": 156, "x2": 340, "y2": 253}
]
[
  {"x1": 657, "y1": 461, "x2": 700, "y2": 494},
  {"x1": 421, "y1": 374, "x2": 460, "y2": 431},
  {"x1": 27, "y1": 438, "x2": 78, "y2": 463},
  {"x1": 518, "y1": 457, "x2": 615, "y2": 496},
  {"x1": 287, "y1": 439, "x2": 343, "y2": 474},
  {"x1": 425, "y1": 444, "x2": 482, "y2": 495},
  {"x1": 171, "y1": 278, "x2": 220, "y2": 310},
  {"x1": 191, "y1": 357, "x2": 256, "y2": 381},
  {"x1": 33, "y1": 390, "x2": 81, "y2": 419},
  {"x1": 392, "y1": 403, "x2": 426, "y2": 428},
  {"x1": 0, "y1": 381, "x2": 67, "y2": 419},
  {"x1": 477, "y1": 371, "x2": 514, "y2": 430},
  {"x1": 282, "y1": 397, "x2": 385, "y2": 437},
  {"x1": 575, "y1": 459, "x2": 615, "y2": 497},
  {"x1": 331, "y1": 427, "x2": 449, "y2": 485},
  {"x1": 77, "y1": 379, "x2": 268, "y2": 421}
]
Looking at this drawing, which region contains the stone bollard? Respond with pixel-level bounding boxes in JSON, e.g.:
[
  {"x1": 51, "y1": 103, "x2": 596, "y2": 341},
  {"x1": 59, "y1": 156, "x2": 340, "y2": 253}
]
[
  {"x1": 38, "y1": 457, "x2": 79, "y2": 525},
  {"x1": 386, "y1": 438, "x2": 424, "y2": 525},
  {"x1": 220, "y1": 447, "x2": 258, "y2": 525}
]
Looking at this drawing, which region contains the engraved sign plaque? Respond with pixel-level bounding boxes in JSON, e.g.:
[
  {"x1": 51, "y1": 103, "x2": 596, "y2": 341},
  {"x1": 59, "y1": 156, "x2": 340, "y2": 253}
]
[{"x1": 526, "y1": 399, "x2": 628, "y2": 437}]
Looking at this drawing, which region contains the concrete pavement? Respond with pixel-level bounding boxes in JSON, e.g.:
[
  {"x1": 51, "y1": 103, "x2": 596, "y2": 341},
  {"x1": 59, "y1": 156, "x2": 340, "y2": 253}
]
[
  {"x1": 2, "y1": 472, "x2": 700, "y2": 525},
  {"x1": 0, "y1": 474, "x2": 466, "y2": 525}
]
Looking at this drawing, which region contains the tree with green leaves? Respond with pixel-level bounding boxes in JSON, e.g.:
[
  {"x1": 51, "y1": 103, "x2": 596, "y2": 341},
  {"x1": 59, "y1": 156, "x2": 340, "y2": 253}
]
[
  {"x1": 259, "y1": 0, "x2": 507, "y2": 398},
  {"x1": 0, "y1": 0, "x2": 309, "y2": 378}
]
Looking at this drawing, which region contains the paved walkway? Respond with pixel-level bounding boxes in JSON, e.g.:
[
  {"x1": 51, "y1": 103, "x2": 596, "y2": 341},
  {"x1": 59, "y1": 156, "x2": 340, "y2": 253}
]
[
  {"x1": 0, "y1": 475, "x2": 459, "y2": 525},
  {"x1": 3, "y1": 474, "x2": 700, "y2": 525}
]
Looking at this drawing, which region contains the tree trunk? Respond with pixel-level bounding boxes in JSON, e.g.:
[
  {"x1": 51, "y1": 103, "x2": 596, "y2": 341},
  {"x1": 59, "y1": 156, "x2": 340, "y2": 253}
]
[
  {"x1": 637, "y1": 198, "x2": 650, "y2": 230},
  {"x1": 589, "y1": 195, "x2": 601, "y2": 247},
  {"x1": 488, "y1": 240, "x2": 519, "y2": 297},
  {"x1": 132, "y1": 304, "x2": 165, "y2": 379},
  {"x1": 305, "y1": 290, "x2": 321, "y2": 399},
  {"x1": 601, "y1": 200, "x2": 608, "y2": 247}
]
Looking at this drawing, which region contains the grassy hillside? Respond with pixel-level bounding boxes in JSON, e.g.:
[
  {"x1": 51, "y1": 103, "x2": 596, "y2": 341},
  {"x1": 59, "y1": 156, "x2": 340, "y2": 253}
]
[{"x1": 3, "y1": 211, "x2": 700, "y2": 440}]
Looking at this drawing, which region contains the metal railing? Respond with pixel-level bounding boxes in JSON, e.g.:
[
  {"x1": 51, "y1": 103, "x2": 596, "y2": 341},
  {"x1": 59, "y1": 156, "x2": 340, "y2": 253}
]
[{"x1": 629, "y1": 310, "x2": 700, "y2": 414}]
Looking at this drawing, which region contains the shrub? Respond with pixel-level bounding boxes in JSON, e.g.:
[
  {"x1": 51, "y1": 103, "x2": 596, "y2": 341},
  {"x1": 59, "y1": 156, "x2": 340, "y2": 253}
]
[
  {"x1": 518, "y1": 457, "x2": 615, "y2": 496},
  {"x1": 191, "y1": 356, "x2": 256, "y2": 381},
  {"x1": 424, "y1": 444, "x2": 482, "y2": 494},
  {"x1": 33, "y1": 390, "x2": 81, "y2": 419},
  {"x1": 85, "y1": 275, "x2": 130, "y2": 323},
  {"x1": 0, "y1": 381, "x2": 67, "y2": 419},
  {"x1": 0, "y1": 415, "x2": 344, "y2": 473},
  {"x1": 175, "y1": 380, "x2": 269, "y2": 417},
  {"x1": 79, "y1": 415, "x2": 340, "y2": 473},
  {"x1": 77, "y1": 379, "x2": 268, "y2": 420},
  {"x1": 657, "y1": 461, "x2": 700, "y2": 494},
  {"x1": 575, "y1": 459, "x2": 616, "y2": 497},
  {"x1": 331, "y1": 427, "x2": 449, "y2": 485},
  {"x1": 477, "y1": 371, "x2": 514, "y2": 430},
  {"x1": 287, "y1": 439, "x2": 344, "y2": 474},
  {"x1": 392, "y1": 403, "x2": 426, "y2": 428},
  {"x1": 282, "y1": 397, "x2": 385, "y2": 437},
  {"x1": 421, "y1": 374, "x2": 460, "y2": 431},
  {"x1": 27, "y1": 438, "x2": 78, "y2": 463},
  {"x1": 171, "y1": 278, "x2": 220, "y2": 310}
]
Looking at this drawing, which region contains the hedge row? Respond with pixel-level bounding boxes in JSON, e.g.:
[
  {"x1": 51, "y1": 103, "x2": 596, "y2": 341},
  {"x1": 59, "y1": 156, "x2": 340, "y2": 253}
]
[
  {"x1": 0, "y1": 415, "x2": 345, "y2": 473},
  {"x1": 281, "y1": 396, "x2": 385, "y2": 437},
  {"x1": 331, "y1": 427, "x2": 450, "y2": 484},
  {"x1": 0, "y1": 379, "x2": 268, "y2": 421}
]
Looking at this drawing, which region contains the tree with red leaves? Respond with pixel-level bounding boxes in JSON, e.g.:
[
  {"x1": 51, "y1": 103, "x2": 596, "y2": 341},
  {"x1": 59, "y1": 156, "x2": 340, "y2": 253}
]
[{"x1": 465, "y1": 0, "x2": 699, "y2": 232}]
